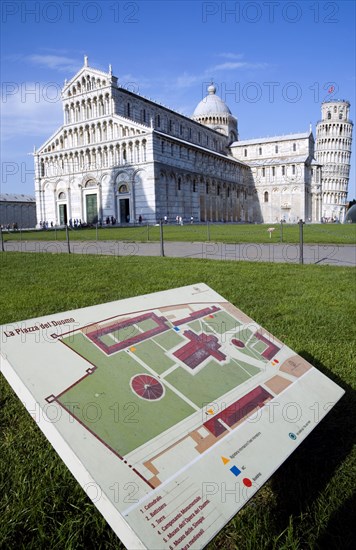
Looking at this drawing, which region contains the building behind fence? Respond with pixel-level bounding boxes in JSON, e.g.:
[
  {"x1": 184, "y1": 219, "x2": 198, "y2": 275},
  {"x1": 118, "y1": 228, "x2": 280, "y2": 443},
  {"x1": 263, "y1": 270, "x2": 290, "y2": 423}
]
[{"x1": 0, "y1": 194, "x2": 37, "y2": 228}]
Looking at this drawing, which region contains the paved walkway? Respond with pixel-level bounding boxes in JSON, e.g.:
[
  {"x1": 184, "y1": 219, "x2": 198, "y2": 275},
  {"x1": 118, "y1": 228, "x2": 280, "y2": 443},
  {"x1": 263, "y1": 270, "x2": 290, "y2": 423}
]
[{"x1": 3, "y1": 239, "x2": 355, "y2": 266}]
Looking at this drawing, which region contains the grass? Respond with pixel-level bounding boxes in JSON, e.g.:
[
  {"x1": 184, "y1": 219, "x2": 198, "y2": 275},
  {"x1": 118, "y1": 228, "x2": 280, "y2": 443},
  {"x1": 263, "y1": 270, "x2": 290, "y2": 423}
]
[
  {"x1": 2, "y1": 222, "x2": 356, "y2": 245},
  {"x1": 58, "y1": 335, "x2": 194, "y2": 455},
  {"x1": 0, "y1": 252, "x2": 355, "y2": 550}
]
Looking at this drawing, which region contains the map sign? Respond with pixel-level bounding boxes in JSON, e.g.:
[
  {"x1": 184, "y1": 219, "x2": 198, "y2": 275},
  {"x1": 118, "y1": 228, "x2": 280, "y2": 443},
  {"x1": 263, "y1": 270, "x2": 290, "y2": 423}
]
[{"x1": 0, "y1": 283, "x2": 344, "y2": 549}]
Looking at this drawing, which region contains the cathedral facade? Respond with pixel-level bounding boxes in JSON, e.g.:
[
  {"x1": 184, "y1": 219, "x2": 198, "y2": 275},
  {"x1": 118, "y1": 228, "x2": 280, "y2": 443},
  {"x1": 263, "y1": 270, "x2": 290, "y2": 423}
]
[{"x1": 34, "y1": 59, "x2": 352, "y2": 226}]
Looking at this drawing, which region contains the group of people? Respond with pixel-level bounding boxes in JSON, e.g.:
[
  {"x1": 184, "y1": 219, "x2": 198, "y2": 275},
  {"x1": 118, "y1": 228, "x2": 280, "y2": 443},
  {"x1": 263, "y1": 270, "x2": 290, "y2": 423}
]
[
  {"x1": 136, "y1": 215, "x2": 194, "y2": 225},
  {"x1": 174, "y1": 215, "x2": 194, "y2": 225},
  {"x1": 104, "y1": 215, "x2": 117, "y2": 225},
  {"x1": 39, "y1": 220, "x2": 54, "y2": 229},
  {"x1": 1, "y1": 222, "x2": 19, "y2": 231},
  {"x1": 35, "y1": 214, "x2": 197, "y2": 228},
  {"x1": 68, "y1": 219, "x2": 82, "y2": 228}
]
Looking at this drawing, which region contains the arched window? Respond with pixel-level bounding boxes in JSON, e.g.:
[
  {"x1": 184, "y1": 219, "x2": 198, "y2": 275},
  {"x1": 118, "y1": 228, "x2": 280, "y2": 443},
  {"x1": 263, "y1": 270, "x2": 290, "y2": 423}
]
[
  {"x1": 119, "y1": 184, "x2": 128, "y2": 194},
  {"x1": 259, "y1": 147, "x2": 262, "y2": 155},
  {"x1": 177, "y1": 177, "x2": 181, "y2": 191},
  {"x1": 327, "y1": 112, "x2": 331, "y2": 119},
  {"x1": 58, "y1": 192, "x2": 66, "y2": 200},
  {"x1": 275, "y1": 145, "x2": 278, "y2": 153},
  {"x1": 293, "y1": 143, "x2": 296, "y2": 152},
  {"x1": 264, "y1": 192, "x2": 269, "y2": 203},
  {"x1": 85, "y1": 179, "x2": 96, "y2": 188},
  {"x1": 244, "y1": 148, "x2": 247, "y2": 157}
]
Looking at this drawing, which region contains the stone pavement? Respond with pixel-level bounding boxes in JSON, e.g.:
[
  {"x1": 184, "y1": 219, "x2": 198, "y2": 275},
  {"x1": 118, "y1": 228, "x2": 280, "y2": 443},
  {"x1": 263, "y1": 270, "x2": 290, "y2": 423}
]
[{"x1": 3, "y1": 239, "x2": 356, "y2": 266}]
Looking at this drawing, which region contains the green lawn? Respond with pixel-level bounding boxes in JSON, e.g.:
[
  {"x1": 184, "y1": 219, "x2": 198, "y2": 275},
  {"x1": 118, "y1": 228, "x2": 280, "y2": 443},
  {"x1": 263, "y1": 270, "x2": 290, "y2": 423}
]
[
  {"x1": 153, "y1": 329, "x2": 184, "y2": 350},
  {"x1": 203, "y1": 310, "x2": 242, "y2": 334},
  {"x1": 231, "y1": 330, "x2": 270, "y2": 362},
  {"x1": 0, "y1": 252, "x2": 355, "y2": 549},
  {"x1": 2, "y1": 221, "x2": 356, "y2": 244},
  {"x1": 58, "y1": 334, "x2": 194, "y2": 456},
  {"x1": 166, "y1": 358, "x2": 260, "y2": 408},
  {"x1": 112, "y1": 324, "x2": 140, "y2": 342},
  {"x1": 133, "y1": 338, "x2": 176, "y2": 374}
]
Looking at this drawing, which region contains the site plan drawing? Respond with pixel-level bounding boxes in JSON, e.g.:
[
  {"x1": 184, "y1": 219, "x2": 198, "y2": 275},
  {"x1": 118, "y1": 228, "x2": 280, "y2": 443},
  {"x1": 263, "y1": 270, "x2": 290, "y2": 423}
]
[{"x1": 0, "y1": 283, "x2": 345, "y2": 549}]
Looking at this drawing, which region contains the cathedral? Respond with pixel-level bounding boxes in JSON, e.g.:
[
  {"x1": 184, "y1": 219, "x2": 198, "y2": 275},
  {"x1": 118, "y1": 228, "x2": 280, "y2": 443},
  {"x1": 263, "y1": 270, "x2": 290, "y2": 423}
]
[{"x1": 34, "y1": 58, "x2": 353, "y2": 226}]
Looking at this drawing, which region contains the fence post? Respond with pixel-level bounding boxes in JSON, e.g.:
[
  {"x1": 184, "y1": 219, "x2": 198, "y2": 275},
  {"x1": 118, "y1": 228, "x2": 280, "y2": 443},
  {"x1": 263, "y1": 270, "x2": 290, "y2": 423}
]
[
  {"x1": 207, "y1": 220, "x2": 210, "y2": 242},
  {"x1": 160, "y1": 219, "x2": 165, "y2": 257},
  {"x1": 96, "y1": 222, "x2": 99, "y2": 241},
  {"x1": 66, "y1": 225, "x2": 71, "y2": 254},
  {"x1": 147, "y1": 222, "x2": 150, "y2": 242},
  {"x1": 299, "y1": 219, "x2": 304, "y2": 264},
  {"x1": 0, "y1": 227, "x2": 4, "y2": 251},
  {"x1": 280, "y1": 220, "x2": 283, "y2": 242}
]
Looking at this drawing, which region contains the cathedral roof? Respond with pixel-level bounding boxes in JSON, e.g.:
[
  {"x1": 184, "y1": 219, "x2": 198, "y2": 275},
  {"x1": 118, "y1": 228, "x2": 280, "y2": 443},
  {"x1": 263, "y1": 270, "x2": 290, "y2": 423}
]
[
  {"x1": 0, "y1": 193, "x2": 35, "y2": 203},
  {"x1": 246, "y1": 154, "x2": 311, "y2": 166},
  {"x1": 154, "y1": 130, "x2": 247, "y2": 166},
  {"x1": 231, "y1": 132, "x2": 311, "y2": 146},
  {"x1": 193, "y1": 84, "x2": 232, "y2": 117}
]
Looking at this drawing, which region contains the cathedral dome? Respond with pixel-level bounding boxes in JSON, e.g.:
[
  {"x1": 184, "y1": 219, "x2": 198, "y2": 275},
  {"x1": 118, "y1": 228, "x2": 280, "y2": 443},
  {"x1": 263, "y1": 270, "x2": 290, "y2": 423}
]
[
  {"x1": 344, "y1": 204, "x2": 356, "y2": 223},
  {"x1": 193, "y1": 84, "x2": 232, "y2": 117}
]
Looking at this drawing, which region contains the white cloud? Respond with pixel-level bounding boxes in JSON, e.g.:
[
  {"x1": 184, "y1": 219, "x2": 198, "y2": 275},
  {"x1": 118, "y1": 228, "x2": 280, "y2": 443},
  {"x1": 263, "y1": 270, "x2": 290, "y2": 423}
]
[
  {"x1": 4, "y1": 52, "x2": 81, "y2": 73},
  {"x1": 217, "y1": 53, "x2": 245, "y2": 60},
  {"x1": 210, "y1": 61, "x2": 269, "y2": 71},
  {"x1": 1, "y1": 82, "x2": 63, "y2": 143},
  {"x1": 161, "y1": 56, "x2": 270, "y2": 94},
  {"x1": 118, "y1": 73, "x2": 153, "y2": 95},
  {"x1": 27, "y1": 54, "x2": 80, "y2": 73},
  {"x1": 175, "y1": 72, "x2": 203, "y2": 89}
]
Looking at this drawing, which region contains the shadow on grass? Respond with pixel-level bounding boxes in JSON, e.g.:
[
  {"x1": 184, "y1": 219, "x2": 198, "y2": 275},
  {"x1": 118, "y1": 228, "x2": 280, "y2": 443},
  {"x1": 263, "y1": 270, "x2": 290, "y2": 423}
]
[
  {"x1": 269, "y1": 352, "x2": 355, "y2": 548},
  {"x1": 317, "y1": 492, "x2": 356, "y2": 550}
]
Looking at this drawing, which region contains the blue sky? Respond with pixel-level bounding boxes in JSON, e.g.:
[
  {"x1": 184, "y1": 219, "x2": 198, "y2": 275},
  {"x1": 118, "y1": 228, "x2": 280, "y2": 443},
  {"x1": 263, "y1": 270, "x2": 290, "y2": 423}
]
[{"x1": 1, "y1": 0, "x2": 355, "y2": 199}]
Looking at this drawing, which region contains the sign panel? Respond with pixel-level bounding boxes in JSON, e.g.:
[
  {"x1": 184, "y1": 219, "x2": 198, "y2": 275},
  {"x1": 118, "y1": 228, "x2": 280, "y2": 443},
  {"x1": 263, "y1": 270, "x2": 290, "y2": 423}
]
[{"x1": 0, "y1": 283, "x2": 344, "y2": 549}]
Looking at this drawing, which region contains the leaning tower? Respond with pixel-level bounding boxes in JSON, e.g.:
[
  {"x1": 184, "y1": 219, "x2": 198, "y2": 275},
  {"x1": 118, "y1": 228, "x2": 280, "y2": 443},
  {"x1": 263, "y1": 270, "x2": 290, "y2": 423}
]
[{"x1": 315, "y1": 100, "x2": 353, "y2": 221}]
